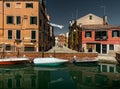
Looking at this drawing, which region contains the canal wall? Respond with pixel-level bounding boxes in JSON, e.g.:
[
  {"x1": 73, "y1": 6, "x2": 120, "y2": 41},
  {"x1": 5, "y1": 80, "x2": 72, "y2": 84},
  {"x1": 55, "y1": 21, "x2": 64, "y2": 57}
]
[{"x1": 0, "y1": 52, "x2": 98, "y2": 61}]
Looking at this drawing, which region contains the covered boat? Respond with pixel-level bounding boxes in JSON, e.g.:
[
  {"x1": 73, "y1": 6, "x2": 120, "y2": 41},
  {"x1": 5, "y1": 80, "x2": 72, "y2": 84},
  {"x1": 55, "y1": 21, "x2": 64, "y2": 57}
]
[
  {"x1": 33, "y1": 57, "x2": 68, "y2": 66},
  {"x1": 0, "y1": 57, "x2": 29, "y2": 65}
]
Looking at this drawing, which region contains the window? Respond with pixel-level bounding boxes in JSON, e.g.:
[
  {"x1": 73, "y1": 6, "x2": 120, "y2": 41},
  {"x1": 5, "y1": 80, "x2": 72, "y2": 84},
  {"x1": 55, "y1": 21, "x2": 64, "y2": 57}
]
[
  {"x1": 16, "y1": 16, "x2": 21, "y2": 24},
  {"x1": 26, "y1": 3, "x2": 33, "y2": 8},
  {"x1": 6, "y1": 3, "x2": 10, "y2": 8},
  {"x1": 95, "y1": 31, "x2": 108, "y2": 40},
  {"x1": 7, "y1": 16, "x2": 14, "y2": 24},
  {"x1": 109, "y1": 44, "x2": 114, "y2": 50},
  {"x1": 89, "y1": 15, "x2": 92, "y2": 20},
  {"x1": 112, "y1": 30, "x2": 120, "y2": 37},
  {"x1": 15, "y1": 3, "x2": 21, "y2": 8},
  {"x1": 8, "y1": 30, "x2": 12, "y2": 39},
  {"x1": 31, "y1": 31, "x2": 36, "y2": 39},
  {"x1": 85, "y1": 31, "x2": 91, "y2": 38},
  {"x1": 24, "y1": 47, "x2": 34, "y2": 51},
  {"x1": 6, "y1": 45, "x2": 11, "y2": 51},
  {"x1": 16, "y1": 30, "x2": 21, "y2": 39},
  {"x1": 30, "y1": 16, "x2": 37, "y2": 25}
]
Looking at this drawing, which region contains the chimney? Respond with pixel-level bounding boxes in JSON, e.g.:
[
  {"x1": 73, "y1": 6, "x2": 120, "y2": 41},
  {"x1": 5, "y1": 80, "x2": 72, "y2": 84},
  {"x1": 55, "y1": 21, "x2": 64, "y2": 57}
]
[{"x1": 103, "y1": 16, "x2": 108, "y2": 25}]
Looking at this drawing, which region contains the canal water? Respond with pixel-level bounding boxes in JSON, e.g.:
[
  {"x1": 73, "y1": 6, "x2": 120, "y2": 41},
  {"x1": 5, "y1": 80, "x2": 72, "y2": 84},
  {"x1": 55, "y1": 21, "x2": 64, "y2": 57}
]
[{"x1": 0, "y1": 63, "x2": 120, "y2": 89}]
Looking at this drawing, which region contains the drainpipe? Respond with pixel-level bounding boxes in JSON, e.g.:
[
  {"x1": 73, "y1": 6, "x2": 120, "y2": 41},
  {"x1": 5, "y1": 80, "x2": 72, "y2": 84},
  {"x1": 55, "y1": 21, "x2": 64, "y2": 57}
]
[{"x1": 2, "y1": 0, "x2": 4, "y2": 36}]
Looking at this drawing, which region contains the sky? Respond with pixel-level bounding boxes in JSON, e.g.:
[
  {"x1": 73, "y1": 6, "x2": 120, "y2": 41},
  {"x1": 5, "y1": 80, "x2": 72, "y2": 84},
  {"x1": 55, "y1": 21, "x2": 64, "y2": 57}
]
[{"x1": 46, "y1": 0, "x2": 120, "y2": 35}]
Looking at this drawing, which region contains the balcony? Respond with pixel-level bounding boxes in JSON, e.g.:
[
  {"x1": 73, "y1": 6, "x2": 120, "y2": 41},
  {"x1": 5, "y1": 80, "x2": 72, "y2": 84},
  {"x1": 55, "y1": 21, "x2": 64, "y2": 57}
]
[
  {"x1": 31, "y1": 39, "x2": 36, "y2": 43},
  {"x1": 15, "y1": 39, "x2": 22, "y2": 43}
]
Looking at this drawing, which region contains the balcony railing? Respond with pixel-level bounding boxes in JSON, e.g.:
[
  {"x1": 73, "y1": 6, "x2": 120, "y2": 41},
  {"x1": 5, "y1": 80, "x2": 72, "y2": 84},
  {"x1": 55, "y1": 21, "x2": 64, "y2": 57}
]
[
  {"x1": 31, "y1": 39, "x2": 36, "y2": 43},
  {"x1": 15, "y1": 39, "x2": 22, "y2": 42}
]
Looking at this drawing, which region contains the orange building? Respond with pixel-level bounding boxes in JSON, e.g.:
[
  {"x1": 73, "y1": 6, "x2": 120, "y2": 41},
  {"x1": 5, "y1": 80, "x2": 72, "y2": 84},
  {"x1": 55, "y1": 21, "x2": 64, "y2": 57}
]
[{"x1": 0, "y1": 0, "x2": 54, "y2": 52}]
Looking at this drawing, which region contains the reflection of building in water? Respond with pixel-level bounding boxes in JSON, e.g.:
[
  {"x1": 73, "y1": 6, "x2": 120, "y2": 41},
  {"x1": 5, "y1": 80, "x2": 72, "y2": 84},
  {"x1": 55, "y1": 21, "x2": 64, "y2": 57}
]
[
  {"x1": 0, "y1": 67, "x2": 50, "y2": 89},
  {"x1": 99, "y1": 63, "x2": 117, "y2": 73},
  {"x1": 70, "y1": 64, "x2": 120, "y2": 89}
]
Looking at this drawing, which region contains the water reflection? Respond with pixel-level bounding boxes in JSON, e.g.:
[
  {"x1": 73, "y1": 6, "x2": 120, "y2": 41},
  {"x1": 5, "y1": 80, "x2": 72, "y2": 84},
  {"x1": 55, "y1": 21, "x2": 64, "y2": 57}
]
[
  {"x1": 0, "y1": 63, "x2": 119, "y2": 89},
  {"x1": 69, "y1": 63, "x2": 120, "y2": 89}
]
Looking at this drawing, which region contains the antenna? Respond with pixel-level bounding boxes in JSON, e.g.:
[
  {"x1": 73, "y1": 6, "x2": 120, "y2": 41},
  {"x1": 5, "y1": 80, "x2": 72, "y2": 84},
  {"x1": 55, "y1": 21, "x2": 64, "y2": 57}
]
[
  {"x1": 101, "y1": 6, "x2": 106, "y2": 15},
  {"x1": 76, "y1": 8, "x2": 78, "y2": 20}
]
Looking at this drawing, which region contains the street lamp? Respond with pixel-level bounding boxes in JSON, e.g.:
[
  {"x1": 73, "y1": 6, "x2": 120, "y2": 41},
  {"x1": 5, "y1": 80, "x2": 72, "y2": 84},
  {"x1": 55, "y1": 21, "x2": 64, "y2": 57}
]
[{"x1": 73, "y1": 29, "x2": 76, "y2": 50}]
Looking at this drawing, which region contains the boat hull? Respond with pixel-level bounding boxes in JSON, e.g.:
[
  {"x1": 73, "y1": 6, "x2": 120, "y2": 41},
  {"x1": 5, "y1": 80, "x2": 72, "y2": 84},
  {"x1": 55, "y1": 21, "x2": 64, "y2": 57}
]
[
  {"x1": 73, "y1": 58, "x2": 98, "y2": 66},
  {"x1": 33, "y1": 57, "x2": 68, "y2": 67},
  {"x1": 0, "y1": 58, "x2": 29, "y2": 65},
  {"x1": 73, "y1": 60, "x2": 98, "y2": 66},
  {"x1": 35, "y1": 62, "x2": 65, "y2": 67}
]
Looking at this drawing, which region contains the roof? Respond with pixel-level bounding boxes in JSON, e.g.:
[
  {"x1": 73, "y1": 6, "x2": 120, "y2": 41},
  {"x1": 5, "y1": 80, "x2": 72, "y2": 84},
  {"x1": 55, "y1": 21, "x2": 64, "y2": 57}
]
[
  {"x1": 82, "y1": 24, "x2": 120, "y2": 30},
  {"x1": 76, "y1": 13, "x2": 103, "y2": 25}
]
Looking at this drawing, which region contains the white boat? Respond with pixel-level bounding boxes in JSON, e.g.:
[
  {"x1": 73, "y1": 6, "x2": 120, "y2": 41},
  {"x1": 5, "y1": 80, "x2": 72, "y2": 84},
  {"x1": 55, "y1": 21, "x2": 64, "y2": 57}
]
[{"x1": 33, "y1": 57, "x2": 68, "y2": 66}]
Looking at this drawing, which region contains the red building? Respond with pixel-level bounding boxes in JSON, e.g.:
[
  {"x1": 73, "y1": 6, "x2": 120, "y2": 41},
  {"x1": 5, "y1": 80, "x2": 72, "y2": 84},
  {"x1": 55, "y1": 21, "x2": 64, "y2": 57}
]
[{"x1": 69, "y1": 13, "x2": 120, "y2": 54}]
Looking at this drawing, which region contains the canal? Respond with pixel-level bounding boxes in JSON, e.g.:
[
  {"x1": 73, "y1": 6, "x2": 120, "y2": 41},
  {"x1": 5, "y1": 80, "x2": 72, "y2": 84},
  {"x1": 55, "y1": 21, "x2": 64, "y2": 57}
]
[{"x1": 0, "y1": 63, "x2": 120, "y2": 89}]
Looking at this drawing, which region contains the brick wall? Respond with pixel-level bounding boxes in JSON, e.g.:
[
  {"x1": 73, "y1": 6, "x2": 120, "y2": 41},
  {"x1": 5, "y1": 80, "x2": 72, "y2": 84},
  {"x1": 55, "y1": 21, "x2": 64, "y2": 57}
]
[{"x1": 0, "y1": 52, "x2": 98, "y2": 61}]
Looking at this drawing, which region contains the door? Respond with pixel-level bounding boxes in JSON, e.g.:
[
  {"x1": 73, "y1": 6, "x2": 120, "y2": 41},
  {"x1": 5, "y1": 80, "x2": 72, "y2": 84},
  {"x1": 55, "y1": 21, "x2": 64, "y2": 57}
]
[
  {"x1": 102, "y1": 44, "x2": 107, "y2": 54},
  {"x1": 96, "y1": 43, "x2": 101, "y2": 53}
]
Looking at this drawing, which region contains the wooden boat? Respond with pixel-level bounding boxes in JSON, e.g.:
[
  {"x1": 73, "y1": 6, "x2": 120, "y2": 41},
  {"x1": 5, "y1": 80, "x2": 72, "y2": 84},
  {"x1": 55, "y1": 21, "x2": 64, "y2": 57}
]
[
  {"x1": 33, "y1": 57, "x2": 68, "y2": 66},
  {"x1": 0, "y1": 57, "x2": 29, "y2": 65},
  {"x1": 116, "y1": 52, "x2": 120, "y2": 63},
  {"x1": 72, "y1": 57, "x2": 98, "y2": 66}
]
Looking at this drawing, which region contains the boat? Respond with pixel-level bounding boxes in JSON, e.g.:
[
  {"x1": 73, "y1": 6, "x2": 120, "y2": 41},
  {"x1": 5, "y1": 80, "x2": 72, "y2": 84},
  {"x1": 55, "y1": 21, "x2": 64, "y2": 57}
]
[
  {"x1": 72, "y1": 57, "x2": 98, "y2": 66},
  {"x1": 116, "y1": 52, "x2": 120, "y2": 63},
  {"x1": 33, "y1": 57, "x2": 68, "y2": 66},
  {"x1": 0, "y1": 57, "x2": 29, "y2": 65},
  {"x1": 0, "y1": 44, "x2": 30, "y2": 65}
]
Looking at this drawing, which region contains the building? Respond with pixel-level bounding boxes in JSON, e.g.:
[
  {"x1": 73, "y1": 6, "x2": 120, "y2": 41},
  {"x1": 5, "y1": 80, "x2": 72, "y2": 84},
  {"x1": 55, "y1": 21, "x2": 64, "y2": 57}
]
[
  {"x1": 0, "y1": 0, "x2": 54, "y2": 52},
  {"x1": 65, "y1": 32, "x2": 69, "y2": 47},
  {"x1": 69, "y1": 13, "x2": 120, "y2": 54},
  {"x1": 55, "y1": 34, "x2": 66, "y2": 47}
]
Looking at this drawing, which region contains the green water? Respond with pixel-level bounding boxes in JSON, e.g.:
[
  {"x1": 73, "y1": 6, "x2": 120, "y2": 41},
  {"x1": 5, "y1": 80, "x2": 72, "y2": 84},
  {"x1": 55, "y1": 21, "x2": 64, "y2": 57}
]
[{"x1": 0, "y1": 63, "x2": 120, "y2": 89}]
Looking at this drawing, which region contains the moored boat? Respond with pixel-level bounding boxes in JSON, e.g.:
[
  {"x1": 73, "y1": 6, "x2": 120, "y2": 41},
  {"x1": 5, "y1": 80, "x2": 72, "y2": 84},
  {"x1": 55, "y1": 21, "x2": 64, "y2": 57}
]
[
  {"x1": 0, "y1": 57, "x2": 29, "y2": 65},
  {"x1": 72, "y1": 57, "x2": 98, "y2": 66},
  {"x1": 33, "y1": 57, "x2": 68, "y2": 66},
  {"x1": 116, "y1": 52, "x2": 120, "y2": 63}
]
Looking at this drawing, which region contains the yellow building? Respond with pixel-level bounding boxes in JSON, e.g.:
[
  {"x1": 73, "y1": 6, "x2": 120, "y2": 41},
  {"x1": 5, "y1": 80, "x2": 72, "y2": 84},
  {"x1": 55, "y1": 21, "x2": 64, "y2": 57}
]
[{"x1": 0, "y1": 0, "x2": 53, "y2": 52}]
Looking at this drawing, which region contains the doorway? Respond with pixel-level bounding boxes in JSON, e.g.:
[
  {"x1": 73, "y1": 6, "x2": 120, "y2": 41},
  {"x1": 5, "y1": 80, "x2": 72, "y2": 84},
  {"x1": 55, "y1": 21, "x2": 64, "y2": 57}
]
[
  {"x1": 102, "y1": 44, "x2": 107, "y2": 54},
  {"x1": 96, "y1": 43, "x2": 101, "y2": 53}
]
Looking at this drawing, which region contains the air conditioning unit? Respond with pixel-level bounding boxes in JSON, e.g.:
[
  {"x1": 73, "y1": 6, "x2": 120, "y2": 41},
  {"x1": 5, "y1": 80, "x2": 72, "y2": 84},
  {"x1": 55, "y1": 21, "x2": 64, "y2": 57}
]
[{"x1": 23, "y1": 15, "x2": 28, "y2": 19}]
